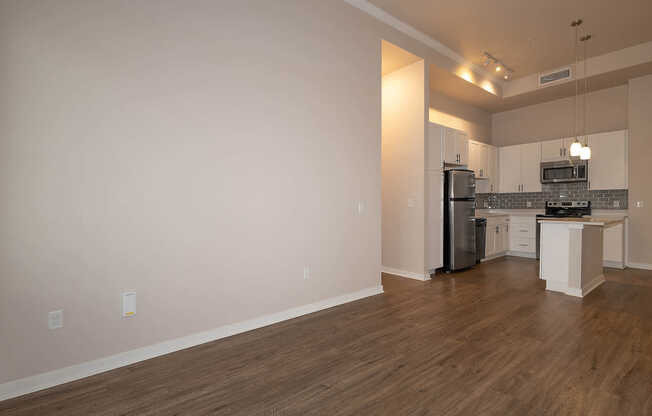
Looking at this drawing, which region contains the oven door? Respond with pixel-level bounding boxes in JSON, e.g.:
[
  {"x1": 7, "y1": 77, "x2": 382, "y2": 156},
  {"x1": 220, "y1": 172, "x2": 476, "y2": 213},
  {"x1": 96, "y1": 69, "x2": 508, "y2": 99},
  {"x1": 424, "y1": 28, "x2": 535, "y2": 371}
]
[{"x1": 540, "y1": 161, "x2": 588, "y2": 183}]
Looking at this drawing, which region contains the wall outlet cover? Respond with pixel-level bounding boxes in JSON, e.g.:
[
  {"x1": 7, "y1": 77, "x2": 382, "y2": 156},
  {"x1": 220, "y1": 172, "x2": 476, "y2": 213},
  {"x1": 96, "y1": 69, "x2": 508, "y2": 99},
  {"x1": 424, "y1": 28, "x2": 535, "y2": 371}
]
[
  {"x1": 303, "y1": 266, "x2": 311, "y2": 280},
  {"x1": 636, "y1": 201, "x2": 645, "y2": 208},
  {"x1": 48, "y1": 310, "x2": 63, "y2": 330}
]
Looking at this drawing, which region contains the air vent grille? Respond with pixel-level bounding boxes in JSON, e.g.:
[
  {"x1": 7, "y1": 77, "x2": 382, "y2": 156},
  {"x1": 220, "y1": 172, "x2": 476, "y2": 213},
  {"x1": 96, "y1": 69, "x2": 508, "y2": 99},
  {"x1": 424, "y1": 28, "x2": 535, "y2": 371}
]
[{"x1": 539, "y1": 67, "x2": 572, "y2": 87}]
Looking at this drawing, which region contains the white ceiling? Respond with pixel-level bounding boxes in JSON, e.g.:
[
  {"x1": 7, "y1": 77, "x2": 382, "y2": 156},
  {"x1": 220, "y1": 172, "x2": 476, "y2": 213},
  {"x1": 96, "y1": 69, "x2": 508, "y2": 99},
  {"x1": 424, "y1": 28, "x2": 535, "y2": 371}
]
[{"x1": 369, "y1": 0, "x2": 652, "y2": 78}]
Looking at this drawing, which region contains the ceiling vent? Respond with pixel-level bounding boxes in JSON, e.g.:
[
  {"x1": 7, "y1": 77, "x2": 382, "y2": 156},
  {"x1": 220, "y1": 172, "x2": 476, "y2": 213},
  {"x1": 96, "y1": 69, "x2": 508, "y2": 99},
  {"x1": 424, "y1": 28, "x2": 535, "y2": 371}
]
[{"x1": 538, "y1": 66, "x2": 573, "y2": 87}]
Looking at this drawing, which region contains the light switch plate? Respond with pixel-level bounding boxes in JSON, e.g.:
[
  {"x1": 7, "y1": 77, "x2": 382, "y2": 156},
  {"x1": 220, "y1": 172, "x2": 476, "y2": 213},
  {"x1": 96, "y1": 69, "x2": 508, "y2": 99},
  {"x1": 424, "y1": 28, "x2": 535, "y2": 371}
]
[
  {"x1": 122, "y1": 292, "x2": 136, "y2": 317},
  {"x1": 407, "y1": 198, "x2": 417, "y2": 208}
]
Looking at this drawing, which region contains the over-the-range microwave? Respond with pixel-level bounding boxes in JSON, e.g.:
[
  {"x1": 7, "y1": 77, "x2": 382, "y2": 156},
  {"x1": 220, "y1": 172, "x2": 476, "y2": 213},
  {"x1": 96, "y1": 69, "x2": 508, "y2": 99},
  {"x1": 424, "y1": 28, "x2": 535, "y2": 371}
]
[{"x1": 540, "y1": 160, "x2": 588, "y2": 183}]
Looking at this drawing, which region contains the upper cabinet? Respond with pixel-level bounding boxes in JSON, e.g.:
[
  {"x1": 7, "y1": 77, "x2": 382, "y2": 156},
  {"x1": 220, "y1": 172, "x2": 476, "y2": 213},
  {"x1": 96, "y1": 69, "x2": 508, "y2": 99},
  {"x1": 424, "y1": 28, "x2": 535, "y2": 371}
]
[
  {"x1": 540, "y1": 138, "x2": 574, "y2": 162},
  {"x1": 498, "y1": 142, "x2": 541, "y2": 193},
  {"x1": 442, "y1": 127, "x2": 468, "y2": 165},
  {"x1": 468, "y1": 140, "x2": 497, "y2": 181},
  {"x1": 426, "y1": 123, "x2": 444, "y2": 170},
  {"x1": 588, "y1": 130, "x2": 628, "y2": 190}
]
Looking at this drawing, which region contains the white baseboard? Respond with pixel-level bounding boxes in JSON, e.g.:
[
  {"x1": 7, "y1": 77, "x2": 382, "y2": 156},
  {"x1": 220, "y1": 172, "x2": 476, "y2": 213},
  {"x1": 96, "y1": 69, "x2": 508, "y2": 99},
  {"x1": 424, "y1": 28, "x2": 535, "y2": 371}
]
[
  {"x1": 627, "y1": 262, "x2": 652, "y2": 270},
  {"x1": 381, "y1": 266, "x2": 430, "y2": 281},
  {"x1": 603, "y1": 260, "x2": 625, "y2": 269},
  {"x1": 506, "y1": 251, "x2": 537, "y2": 259},
  {"x1": 582, "y1": 274, "x2": 606, "y2": 297},
  {"x1": 546, "y1": 274, "x2": 605, "y2": 298},
  {"x1": 0, "y1": 285, "x2": 384, "y2": 402}
]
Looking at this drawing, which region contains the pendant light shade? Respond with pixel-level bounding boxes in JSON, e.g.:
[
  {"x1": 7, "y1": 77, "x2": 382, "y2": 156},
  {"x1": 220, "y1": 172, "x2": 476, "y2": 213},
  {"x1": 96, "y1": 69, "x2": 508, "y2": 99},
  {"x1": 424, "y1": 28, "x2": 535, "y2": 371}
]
[
  {"x1": 579, "y1": 145, "x2": 591, "y2": 160},
  {"x1": 570, "y1": 140, "x2": 583, "y2": 157}
]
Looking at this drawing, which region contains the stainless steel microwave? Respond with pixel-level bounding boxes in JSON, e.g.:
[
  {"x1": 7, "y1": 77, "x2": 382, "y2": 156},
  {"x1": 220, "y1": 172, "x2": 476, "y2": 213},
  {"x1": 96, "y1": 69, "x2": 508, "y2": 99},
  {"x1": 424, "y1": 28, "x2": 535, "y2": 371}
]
[{"x1": 540, "y1": 160, "x2": 588, "y2": 183}]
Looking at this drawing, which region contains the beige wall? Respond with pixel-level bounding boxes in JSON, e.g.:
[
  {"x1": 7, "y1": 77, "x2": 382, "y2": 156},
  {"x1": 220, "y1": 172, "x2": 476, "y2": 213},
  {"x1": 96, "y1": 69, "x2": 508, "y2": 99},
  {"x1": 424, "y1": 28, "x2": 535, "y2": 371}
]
[
  {"x1": 627, "y1": 75, "x2": 652, "y2": 265},
  {"x1": 382, "y1": 61, "x2": 426, "y2": 275},
  {"x1": 492, "y1": 85, "x2": 629, "y2": 146},
  {"x1": 429, "y1": 91, "x2": 492, "y2": 143},
  {"x1": 0, "y1": 0, "x2": 393, "y2": 384}
]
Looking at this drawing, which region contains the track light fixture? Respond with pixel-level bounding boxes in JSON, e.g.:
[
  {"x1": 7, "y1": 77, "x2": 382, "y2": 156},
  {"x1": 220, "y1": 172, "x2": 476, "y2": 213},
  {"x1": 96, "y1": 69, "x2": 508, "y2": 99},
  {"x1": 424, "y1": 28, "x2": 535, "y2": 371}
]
[{"x1": 482, "y1": 52, "x2": 513, "y2": 80}]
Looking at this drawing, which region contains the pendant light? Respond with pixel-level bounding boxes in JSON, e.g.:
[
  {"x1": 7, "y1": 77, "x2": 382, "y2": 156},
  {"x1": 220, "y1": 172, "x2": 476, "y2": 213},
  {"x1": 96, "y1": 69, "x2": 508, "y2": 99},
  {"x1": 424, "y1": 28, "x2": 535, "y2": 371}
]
[
  {"x1": 569, "y1": 19, "x2": 592, "y2": 160},
  {"x1": 580, "y1": 32, "x2": 592, "y2": 160},
  {"x1": 570, "y1": 20, "x2": 583, "y2": 157}
]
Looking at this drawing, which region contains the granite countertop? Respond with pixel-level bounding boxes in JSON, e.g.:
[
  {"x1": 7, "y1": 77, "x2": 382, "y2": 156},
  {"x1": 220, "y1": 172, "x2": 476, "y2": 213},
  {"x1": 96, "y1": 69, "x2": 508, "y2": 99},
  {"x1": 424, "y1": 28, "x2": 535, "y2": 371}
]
[{"x1": 537, "y1": 217, "x2": 625, "y2": 227}]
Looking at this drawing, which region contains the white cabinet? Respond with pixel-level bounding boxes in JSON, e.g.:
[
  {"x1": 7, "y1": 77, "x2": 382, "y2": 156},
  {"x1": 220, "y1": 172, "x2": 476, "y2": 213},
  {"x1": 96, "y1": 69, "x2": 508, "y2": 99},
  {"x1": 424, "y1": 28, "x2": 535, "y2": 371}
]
[
  {"x1": 456, "y1": 132, "x2": 469, "y2": 165},
  {"x1": 509, "y1": 216, "x2": 536, "y2": 254},
  {"x1": 485, "y1": 216, "x2": 509, "y2": 259},
  {"x1": 468, "y1": 141, "x2": 482, "y2": 176},
  {"x1": 520, "y1": 142, "x2": 542, "y2": 193},
  {"x1": 540, "y1": 138, "x2": 574, "y2": 162},
  {"x1": 499, "y1": 145, "x2": 521, "y2": 193},
  {"x1": 442, "y1": 127, "x2": 469, "y2": 165},
  {"x1": 426, "y1": 123, "x2": 444, "y2": 271},
  {"x1": 425, "y1": 170, "x2": 443, "y2": 271},
  {"x1": 588, "y1": 130, "x2": 628, "y2": 190},
  {"x1": 426, "y1": 123, "x2": 444, "y2": 170},
  {"x1": 468, "y1": 141, "x2": 490, "y2": 179},
  {"x1": 498, "y1": 143, "x2": 541, "y2": 193},
  {"x1": 487, "y1": 146, "x2": 498, "y2": 193}
]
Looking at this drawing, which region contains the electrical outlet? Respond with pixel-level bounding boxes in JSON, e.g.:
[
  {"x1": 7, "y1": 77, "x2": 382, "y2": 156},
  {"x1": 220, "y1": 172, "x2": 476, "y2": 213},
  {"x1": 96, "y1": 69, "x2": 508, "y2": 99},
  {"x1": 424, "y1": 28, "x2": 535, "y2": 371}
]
[
  {"x1": 48, "y1": 310, "x2": 63, "y2": 330},
  {"x1": 636, "y1": 201, "x2": 645, "y2": 208},
  {"x1": 303, "y1": 266, "x2": 311, "y2": 280},
  {"x1": 526, "y1": 201, "x2": 532, "y2": 208},
  {"x1": 613, "y1": 200, "x2": 620, "y2": 208}
]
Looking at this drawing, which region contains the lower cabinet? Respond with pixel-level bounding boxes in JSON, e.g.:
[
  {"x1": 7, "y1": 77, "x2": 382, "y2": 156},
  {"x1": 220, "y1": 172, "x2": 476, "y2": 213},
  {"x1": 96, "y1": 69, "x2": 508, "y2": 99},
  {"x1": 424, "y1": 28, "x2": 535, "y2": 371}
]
[
  {"x1": 485, "y1": 216, "x2": 509, "y2": 259},
  {"x1": 509, "y1": 216, "x2": 536, "y2": 255}
]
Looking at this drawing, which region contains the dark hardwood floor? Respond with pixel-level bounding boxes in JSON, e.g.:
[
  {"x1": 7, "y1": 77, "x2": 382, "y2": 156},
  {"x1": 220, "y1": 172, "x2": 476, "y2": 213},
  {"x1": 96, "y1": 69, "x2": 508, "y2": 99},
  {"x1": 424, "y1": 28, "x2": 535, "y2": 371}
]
[{"x1": 3, "y1": 257, "x2": 652, "y2": 415}]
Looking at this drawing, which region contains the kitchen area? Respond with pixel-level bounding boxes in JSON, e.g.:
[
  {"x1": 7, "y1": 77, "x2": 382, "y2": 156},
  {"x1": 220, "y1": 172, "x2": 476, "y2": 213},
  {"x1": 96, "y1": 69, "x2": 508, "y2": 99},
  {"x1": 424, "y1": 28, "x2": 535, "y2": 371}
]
[{"x1": 433, "y1": 121, "x2": 628, "y2": 297}]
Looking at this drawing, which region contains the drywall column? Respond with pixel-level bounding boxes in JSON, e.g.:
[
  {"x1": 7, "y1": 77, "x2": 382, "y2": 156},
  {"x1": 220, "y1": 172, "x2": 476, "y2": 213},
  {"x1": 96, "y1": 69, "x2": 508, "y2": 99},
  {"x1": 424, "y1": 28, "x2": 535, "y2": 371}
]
[
  {"x1": 628, "y1": 75, "x2": 652, "y2": 267},
  {"x1": 381, "y1": 60, "x2": 427, "y2": 279}
]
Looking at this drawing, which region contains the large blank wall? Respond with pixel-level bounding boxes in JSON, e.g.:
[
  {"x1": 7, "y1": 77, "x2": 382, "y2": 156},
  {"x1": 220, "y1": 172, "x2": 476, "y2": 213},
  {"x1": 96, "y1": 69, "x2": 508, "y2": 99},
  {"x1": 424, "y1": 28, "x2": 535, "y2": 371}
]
[
  {"x1": 628, "y1": 75, "x2": 652, "y2": 265},
  {"x1": 0, "y1": 0, "x2": 384, "y2": 383},
  {"x1": 492, "y1": 85, "x2": 628, "y2": 146}
]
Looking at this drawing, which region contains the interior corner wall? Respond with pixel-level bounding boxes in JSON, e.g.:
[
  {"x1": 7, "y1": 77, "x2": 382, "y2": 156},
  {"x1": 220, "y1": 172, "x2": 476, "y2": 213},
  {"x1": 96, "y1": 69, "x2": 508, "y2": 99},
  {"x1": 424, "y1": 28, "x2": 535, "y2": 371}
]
[
  {"x1": 491, "y1": 85, "x2": 629, "y2": 146},
  {"x1": 428, "y1": 91, "x2": 492, "y2": 143},
  {"x1": 627, "y1": 75, "x2": 652, "y2": 266},
  {"x1": 382, "y1": 60, "x2": 426, "y2": 276}
]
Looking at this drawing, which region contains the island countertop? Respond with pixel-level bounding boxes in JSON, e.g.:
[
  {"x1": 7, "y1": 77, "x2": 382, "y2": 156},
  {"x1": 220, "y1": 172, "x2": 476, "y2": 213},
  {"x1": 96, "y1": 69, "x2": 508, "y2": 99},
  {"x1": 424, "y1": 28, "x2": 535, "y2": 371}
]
[{"x1": 537, "y1": 217, "x2": 625, "y2": 228}]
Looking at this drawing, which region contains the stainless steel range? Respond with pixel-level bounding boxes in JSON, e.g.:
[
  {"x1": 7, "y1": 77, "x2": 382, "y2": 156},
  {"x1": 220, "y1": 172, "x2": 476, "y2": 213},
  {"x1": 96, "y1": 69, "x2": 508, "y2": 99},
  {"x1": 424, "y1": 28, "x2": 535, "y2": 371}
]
[{"x1": 535, "y1": 201, "x2": 592, "y2": 259}]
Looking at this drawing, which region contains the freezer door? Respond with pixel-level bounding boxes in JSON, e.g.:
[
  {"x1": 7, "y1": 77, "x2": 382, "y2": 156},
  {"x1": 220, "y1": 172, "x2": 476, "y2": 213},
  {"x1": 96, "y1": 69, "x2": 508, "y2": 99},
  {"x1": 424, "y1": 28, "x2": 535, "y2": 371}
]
[
  {"x1": 448, "y1": 200, "x2": 476, "y2": 270},
  {"x1": 448, "y1": 170, "x2": 476, "y2": 199}
]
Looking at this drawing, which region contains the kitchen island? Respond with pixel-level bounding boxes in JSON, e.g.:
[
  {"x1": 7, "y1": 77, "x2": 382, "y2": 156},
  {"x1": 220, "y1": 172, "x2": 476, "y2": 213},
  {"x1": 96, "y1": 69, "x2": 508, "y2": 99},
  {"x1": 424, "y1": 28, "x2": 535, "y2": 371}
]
[{"x1": 538, "y1": 217, "x2": 625, "y2": 297}]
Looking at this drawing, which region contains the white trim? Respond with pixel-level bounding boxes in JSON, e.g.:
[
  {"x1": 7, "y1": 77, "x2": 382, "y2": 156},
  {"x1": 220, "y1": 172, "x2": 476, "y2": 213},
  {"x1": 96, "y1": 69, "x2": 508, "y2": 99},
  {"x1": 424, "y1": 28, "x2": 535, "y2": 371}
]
[
  {"x1": 603, "y1": 260, "x2": 625, "y2": 269},
  {"x1": 381, "y1": 266, "x2": 430, "y2": 281},
  {"x1": 545, "y1": 274, "x2": 605, "y2": 298},
  {"x1": 0, "y1": 285, "x2": 384, "y2": 402},
  {"x1": 627, "y1": 262, "x2": 652, "y2": 270},
  {"x1": 342, "y1": 0, "x2": 501, "y2": 84},
  {"x1": 506, "y1": 251, "x2": 537, "y2": 259},
  {"x1": 582, "y1": 274, "x2": 605, "y2": 297}
]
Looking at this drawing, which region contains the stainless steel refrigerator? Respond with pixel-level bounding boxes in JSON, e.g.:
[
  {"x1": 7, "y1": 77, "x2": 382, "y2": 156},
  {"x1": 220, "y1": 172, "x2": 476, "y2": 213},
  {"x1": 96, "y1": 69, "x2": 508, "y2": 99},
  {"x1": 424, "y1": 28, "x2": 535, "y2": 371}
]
[{"x1": 443, "y1": 169, "x2": 476, "y2": 272}]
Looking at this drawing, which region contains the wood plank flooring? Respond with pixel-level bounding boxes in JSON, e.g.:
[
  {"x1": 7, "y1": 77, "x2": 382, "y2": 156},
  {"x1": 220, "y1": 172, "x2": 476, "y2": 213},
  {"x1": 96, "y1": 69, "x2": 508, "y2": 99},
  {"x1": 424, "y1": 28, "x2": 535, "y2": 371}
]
[{"x1": 3, "y1": 257, "x2": 652, "y2": 415}]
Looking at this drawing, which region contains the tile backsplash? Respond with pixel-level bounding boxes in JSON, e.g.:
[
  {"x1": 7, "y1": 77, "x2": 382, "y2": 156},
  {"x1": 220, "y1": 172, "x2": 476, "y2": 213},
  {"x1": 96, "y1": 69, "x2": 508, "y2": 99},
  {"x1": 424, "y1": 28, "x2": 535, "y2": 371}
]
[{"x1": 476, "y1": 182, "x2": 628, "y2": 210}]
